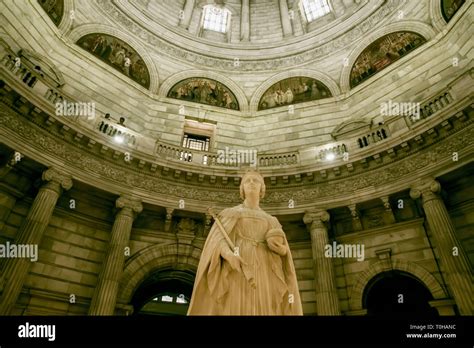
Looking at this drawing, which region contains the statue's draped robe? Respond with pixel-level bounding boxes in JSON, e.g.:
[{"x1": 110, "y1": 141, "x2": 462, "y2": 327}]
[{"x1": 188, "y1": 205, "x2": 303, "y2": 315}]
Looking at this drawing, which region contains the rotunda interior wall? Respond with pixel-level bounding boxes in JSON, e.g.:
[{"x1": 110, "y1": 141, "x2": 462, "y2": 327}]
[{"x1": 1, "y1": 1, "x2": 472, "y2": 154}]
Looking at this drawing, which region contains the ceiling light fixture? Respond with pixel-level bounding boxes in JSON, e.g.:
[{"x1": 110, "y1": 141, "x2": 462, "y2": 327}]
[{"x1": 325, "y1": 152, "x2": 335, "y2": 161}]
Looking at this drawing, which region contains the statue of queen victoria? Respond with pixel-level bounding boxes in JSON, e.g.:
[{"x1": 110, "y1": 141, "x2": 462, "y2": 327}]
[{"x1": 187, "y1": 170, "x2": 303, "y2": 315}]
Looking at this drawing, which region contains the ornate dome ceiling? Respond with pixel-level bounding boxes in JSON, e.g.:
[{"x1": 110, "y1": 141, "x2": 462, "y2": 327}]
[{"x1": 77, "y1": 0, "x2": 409, "y2": 67}]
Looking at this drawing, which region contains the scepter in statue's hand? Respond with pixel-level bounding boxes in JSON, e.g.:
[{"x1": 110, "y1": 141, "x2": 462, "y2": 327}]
[{"x1": 207, "y1": 207, "x2": 256, "y2": 288}]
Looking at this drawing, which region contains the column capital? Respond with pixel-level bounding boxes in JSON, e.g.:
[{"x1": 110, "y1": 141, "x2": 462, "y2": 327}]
[
  {"x1": 116, "y1": 195, "x2": 143, "y2": 215},
  {"x1": 410, "y1": 178, "x2": 441, "y2": 200},
  {"x1": 42, "y1": 167, "x2": 73, "y2": 191},
  {"x1": 303, "y1": 209, "x2": 330, "y2": 227}
]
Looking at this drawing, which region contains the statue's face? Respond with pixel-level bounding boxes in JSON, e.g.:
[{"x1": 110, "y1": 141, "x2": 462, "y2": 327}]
[{"x1": 243, "y1": 173, "x2": 262, "y2": 198}]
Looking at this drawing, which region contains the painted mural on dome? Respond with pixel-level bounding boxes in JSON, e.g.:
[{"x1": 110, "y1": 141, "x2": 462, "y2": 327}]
[
  {"x1": 258, "y1": 77, "x2": 332, "y2": 110},
  {"x1": 441, "y1": 0, "x2": 465, "y2": 22},
  {"x1": 76, "y1": 33, "x2": 150, "y2": 89},
  {"x1": 350, "y1": 31, "x2": 426, "y2": 88},
  {"x1": 167, "y1": 78, "x2": 239, "y2": 110},
  {"x1": 38, "y1": 0, "x2": 64, "y2": 26}
]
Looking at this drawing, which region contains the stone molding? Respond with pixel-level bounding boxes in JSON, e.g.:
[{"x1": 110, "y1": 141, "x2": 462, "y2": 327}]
[{"x1": 0, "y1": 104, "x2": 473, "y2": 212}]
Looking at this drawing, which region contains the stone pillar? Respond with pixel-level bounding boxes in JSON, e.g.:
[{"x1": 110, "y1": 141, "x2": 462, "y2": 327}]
[
  {"x1": 303, "y1": 210, "x2": 340, "y2": 315},
  {"x1": 0, "y1": 168, "x2": 72, "y2": 314},
  {"x1": 410, "y1": 179, "x2": 473, "y2": 315},
  {"x1": 240, "y1": 0, "x2": 250, "y2": 41},
  {"x1": 348, "y1": 204, "x2": 363, "y2": 231},
  {"x1": 88, "y1": 195, "x2": 142, "y2": 315},
  {"x1": 279, "y1": 0, "x2": 293, "y2": 37},
  {"x1": 179, "y1": 0, "x2": 195, "y2": 29}
]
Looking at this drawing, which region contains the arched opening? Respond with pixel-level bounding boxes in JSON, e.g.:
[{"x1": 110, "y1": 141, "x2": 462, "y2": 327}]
[
  {"x1": 130, "y1": 268, "x2": 195, "y2": 316},
  {"x1": 363, "y1": 270, "x2": 438, "y2": 317}
]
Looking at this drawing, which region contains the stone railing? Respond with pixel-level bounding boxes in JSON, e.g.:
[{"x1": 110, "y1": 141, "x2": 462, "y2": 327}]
[
  {"x1": 258, "y1": 151, "x2": 299, "y2": 167},
  {"x1": 95, "y1": 117, "x2": 138, "y2": 147},
  {"x1": 315, "y1": 142, "x2": 349, "y2": 161},
  {"x1": 1, "y1": 53, "x2": 42, "y2": 89},
  {"x1": 356, "y1": 126, "x2": 389, "y2": 149},
  {"x1": 410, "y1": 90, "x2": 454, "y2": 124},
  {"x1": 155, "y1": 142, "x2": 300, "y2": 168}
]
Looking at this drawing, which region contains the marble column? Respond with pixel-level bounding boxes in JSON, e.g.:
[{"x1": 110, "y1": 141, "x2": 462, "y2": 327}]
[
  {"x1": 279, "y1": 0, "x2": 293, "y2": 37},
  {"x1": 410, "y1": 179, "x2": 473, "y2": 315},
  {"x1": 304, "y1": 210, "x2": 341, "y2": 315},
  {"x1": 179, "y1": 0, "x2": 195, "y2": 29},
  {"x1": 0, "y1": 168, "x2": 72, "y2": 314},
  {"x1": 88, "y1": 195, "x2": 142, "y2": 315},
  {"x1": 240, "y1": 0, "x2": 250, "y2": 41}
]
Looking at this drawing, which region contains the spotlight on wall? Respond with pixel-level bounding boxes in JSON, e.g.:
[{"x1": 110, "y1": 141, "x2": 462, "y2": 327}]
[
  {"x1": 325, "y1": 152, "x2": 335, "y2": 161},
  {"x1": 114, "y1": 135, "x2": 124, "y2": 144}
]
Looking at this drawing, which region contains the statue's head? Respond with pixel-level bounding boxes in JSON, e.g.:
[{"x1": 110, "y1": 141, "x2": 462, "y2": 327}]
[{"x1": 240, "y1": 170, "x2": 266, "y2": 200}]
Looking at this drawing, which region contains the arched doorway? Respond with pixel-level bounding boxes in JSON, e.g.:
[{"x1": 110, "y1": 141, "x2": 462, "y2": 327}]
[
  {"x1": 362, "y1": 270, "x2": 438, "y2": 316},
  {"x1": 131, "y1": 268, "x2": 195, "y2": 316}
]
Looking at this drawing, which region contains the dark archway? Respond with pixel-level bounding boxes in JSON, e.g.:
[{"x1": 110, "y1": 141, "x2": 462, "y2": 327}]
[
  {"x1": 131, "y1": 267, "x2": 195, "y2": 316},
  {"x1": 363, "y1": 270, "x2": 438, "y2": 317}
]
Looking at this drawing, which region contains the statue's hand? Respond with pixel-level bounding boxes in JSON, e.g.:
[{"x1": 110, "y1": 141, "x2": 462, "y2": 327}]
[
  {"x1": 221, "y1": 249, "x2": 247, "y2": 272},
  {"x1": 267, "y1": 238, "x2": 287, "y2": 256}
]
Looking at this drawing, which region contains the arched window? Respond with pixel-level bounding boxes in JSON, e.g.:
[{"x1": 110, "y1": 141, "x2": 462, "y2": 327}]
[
  {"x1": 202, "y1": 5, "x2": 230, "y2": 33},
  {"x1": 301, "y1": 0, "x2": 331, "y2": 23}
]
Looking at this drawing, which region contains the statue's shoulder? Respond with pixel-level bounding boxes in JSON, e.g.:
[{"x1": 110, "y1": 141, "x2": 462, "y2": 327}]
[
  {"x1": 219, "y1": 205, "x2": 244, "y2": 218},
  {"x1": 267, "y1": 215, "x2": 282, "y2": 228}
]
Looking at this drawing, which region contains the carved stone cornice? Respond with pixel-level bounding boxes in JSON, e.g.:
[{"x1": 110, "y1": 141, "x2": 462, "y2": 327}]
[
  {"x1": 1, "y1": 103, "x2": 473, "y2": 212},
  {"x1": 91, "y1": 0, "x2": 402, "y2": 71}
]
